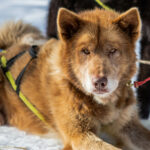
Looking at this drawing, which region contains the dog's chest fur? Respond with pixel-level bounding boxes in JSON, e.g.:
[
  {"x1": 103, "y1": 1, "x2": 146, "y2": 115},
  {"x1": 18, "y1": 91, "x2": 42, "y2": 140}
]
[{"x1": 48, "y1": 72, "x2": 135, "y2": 132}]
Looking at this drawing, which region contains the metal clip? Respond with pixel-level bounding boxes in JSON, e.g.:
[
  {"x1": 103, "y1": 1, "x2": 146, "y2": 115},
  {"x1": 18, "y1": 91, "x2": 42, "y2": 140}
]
[{"x1": 126, "y1": 80, "x2": 134, "y2": 87}]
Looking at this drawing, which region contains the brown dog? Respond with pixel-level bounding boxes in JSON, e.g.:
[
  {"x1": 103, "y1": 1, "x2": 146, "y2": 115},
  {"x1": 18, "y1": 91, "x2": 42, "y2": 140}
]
[
  {"x1": 47, "y1": 0, "x2": 150, "y2": 119},
  {"x1": 0, "y1": 8, "x2": 150, "y2": 150}
]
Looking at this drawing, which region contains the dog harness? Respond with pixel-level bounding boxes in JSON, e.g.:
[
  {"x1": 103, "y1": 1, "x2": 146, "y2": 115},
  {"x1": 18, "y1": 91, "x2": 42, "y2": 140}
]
[
  {"x1": 126, "y1": 78, "x2": 150, "y2": 88},
  {"x1": 95, "y1": 0, "x2": 111, "y2": 10},
  {"x1": 0, "y1": 46, "x2": 48, "y2": 126}
]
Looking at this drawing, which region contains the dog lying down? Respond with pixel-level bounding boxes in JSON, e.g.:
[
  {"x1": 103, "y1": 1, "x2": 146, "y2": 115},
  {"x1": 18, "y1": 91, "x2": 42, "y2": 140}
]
[{"x1": 0, "y1": 7, "x2": 150, "y2": 150}]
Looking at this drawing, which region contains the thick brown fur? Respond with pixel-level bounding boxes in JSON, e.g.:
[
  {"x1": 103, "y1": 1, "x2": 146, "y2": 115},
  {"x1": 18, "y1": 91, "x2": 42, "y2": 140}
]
[{"x1": 0, "y1": 8, "x2": 150, "y2": 150}]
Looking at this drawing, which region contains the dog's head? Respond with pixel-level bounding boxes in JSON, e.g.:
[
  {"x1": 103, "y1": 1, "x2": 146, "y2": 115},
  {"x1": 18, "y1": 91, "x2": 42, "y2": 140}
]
[{"x1": 57, "y1": 8, "x2": 141, "y2": 104}]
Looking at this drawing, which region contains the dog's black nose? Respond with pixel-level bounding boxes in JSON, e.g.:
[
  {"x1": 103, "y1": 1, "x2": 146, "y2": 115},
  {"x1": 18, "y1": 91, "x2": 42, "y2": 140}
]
[{"x1": 94, "y1": 77, "x2": 107, "y2": 90}]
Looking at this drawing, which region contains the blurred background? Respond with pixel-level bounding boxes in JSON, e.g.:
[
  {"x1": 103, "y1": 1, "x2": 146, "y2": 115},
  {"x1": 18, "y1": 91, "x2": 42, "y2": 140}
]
[{"x1": 0, "y1": 0, "x2": 49, "y2": 34}]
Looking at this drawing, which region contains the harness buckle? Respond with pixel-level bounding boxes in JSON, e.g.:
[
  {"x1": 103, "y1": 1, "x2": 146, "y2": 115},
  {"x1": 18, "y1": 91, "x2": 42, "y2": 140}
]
[{"x1": 126, "y1": 80, "x2": 134, "y2": 87}]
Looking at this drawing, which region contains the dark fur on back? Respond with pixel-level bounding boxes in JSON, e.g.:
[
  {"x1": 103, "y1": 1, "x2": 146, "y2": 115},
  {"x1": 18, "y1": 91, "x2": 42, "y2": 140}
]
[{"x1": 47, "y1": 0, "x2": 150, "y2": 119}]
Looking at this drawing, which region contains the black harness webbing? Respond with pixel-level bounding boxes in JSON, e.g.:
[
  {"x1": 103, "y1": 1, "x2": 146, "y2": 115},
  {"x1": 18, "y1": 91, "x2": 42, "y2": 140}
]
[
  {"x1": 3, "y1": 50, "x2": 26, "y2": 73},
  {"x1": 2, "y1": 45, "x2": 38, "y2": 95},
  {"x1": 15, "y1": 46, "x2": 38, "y2": 94}
]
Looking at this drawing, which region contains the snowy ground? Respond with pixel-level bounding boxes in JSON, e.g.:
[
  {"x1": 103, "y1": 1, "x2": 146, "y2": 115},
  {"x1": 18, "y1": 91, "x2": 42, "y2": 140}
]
[
  {"x1": 0, "y1": 127, "x2": 62, "y2": 150},
  {"x1": 0, "y1": 1, "x2": 150, "y2": 150}
]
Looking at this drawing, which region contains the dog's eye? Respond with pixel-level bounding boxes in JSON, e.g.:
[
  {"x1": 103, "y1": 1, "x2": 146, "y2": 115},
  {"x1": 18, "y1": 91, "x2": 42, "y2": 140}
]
[
  {"x1": 81, "y1": 48, "x2": 90, "y2": 55},
  {"x1": 108, "y1": 48, "x2": 117, "y2": 56}
]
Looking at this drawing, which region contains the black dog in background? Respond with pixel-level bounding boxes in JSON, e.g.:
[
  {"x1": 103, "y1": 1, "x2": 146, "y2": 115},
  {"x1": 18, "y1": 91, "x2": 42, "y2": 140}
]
[{"x1": 47, "y1": 0, "x2": 150, "y2": 119}]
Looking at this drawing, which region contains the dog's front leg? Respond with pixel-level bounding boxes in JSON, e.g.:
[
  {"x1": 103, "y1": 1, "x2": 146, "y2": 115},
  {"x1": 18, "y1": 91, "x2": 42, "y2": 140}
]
[
  {"x1": 53, "y1": 91, "x2": 122, "y2": 150},
  {"x1": 119, "y1": 118, "x2": 150, "y2": 150},
  {"x1": 56, "y1": 115, "x2": 121, "y2": 150},
  {"x1": 62, "y1": 131, "x2": 122, "y2": 150}
]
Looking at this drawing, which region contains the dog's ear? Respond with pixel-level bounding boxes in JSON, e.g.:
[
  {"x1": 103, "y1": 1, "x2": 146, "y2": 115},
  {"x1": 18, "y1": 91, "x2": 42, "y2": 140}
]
[
  {"x1": 113, "y1": 8, "x2": 141, "y2": 41},
  {"x1": 57, "y1": 8, "x2": 84, "y2": 41}
]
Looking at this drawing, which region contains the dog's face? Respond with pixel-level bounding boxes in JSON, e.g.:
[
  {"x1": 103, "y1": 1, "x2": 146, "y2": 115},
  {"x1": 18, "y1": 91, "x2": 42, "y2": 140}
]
[{"x1": 57, "y1": 8, "x2": 141, "y2": 104}]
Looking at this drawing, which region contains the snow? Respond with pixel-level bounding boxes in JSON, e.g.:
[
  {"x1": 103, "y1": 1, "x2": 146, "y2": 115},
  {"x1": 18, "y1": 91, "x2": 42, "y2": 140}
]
[
  {"x1": 0, "y1": 127, "x2": 62, "y2": 150},
  {"x1": 0, "y1": 1, "x2": 150, "y2": 150}
]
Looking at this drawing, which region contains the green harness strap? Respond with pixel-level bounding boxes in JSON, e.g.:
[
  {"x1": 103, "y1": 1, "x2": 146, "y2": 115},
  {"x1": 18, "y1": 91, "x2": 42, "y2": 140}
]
[
  {"x1": 0, "y1": 51, "x2": 49, "y2": 126},
  {"x1": 95, "y1": 0, "x2": 111, "y2": 10}
]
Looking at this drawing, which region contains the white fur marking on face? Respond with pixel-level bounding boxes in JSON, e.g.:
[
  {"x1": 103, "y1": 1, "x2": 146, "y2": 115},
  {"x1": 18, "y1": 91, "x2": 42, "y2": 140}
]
[
  {"x1": 80, "y1": 66, "x2": 93, "y2": 94},
  {"x1": 107, "y1": 77, "x2": 119, "y2": 94},
  {"x1": 78, "y1": 59, "x2": 119, "y2": 104},
  {"x1": 83, "y1": 69, "x2": 93, "y2": 93},
  {"x1": 79, "y1": 64, "x2": 119, "y2": 97}
]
